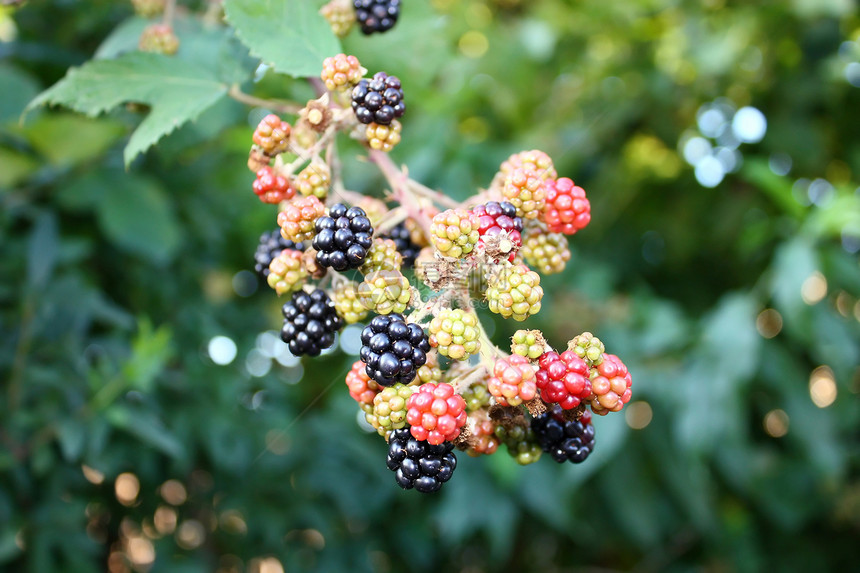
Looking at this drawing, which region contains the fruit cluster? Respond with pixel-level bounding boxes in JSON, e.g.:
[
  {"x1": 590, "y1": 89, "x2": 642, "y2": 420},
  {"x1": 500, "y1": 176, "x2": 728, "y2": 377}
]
[
  {"x1": 321, "y1": 0, "x2": 402, "y2": 38},
  {"x1": 241, "y1": 55, "x2": 630, "y2": 494}
]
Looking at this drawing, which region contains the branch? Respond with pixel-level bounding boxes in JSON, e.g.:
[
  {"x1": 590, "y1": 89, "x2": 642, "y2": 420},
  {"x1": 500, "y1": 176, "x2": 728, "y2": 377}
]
[
  {"x1": 369, "y1": 149, "x2": 433, "y2": 237},
  {"x1": 228, "y1": 85, "x2": 303, "y2": 115}
]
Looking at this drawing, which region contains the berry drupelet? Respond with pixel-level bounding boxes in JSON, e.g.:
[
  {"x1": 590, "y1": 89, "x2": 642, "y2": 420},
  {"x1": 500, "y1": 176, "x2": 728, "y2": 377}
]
[
  {"x1": 351, "y1": 72, "x2": 405, "y2": 125},
  {"x1": 360, "y1": 314, "x2": 431, "y2": 386},
  {"x1": 381, "y1": 221, "x2": 422, "y2": 267},
  {"x1": 312, "y1": 203, "x2": 374, "y2": 271},
  {"x1": 280, "y1": 289, "x2": 343, "y2": 357},
  {"x1": 386, "y1": 428, "x2": 457, "y2": 493},
  {"x1": 531, "y1": 411, "x2": 595, "y2": 464},
  {"x1": 353, "y1": 0, "x2": 401, "y2": 35},
  {"x1": 254, "y1": 230, "x2": 304, "y2": 279}
]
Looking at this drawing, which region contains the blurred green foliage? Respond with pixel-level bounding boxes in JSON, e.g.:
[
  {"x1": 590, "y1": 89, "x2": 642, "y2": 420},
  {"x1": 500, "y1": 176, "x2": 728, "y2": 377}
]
[{"x1": 2, "y1": 0, "x2": 860, "y2": 572}]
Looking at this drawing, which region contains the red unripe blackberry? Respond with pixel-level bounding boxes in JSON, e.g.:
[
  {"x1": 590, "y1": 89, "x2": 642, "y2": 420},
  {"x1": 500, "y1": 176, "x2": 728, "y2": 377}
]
[
  {"x1": 253, "y1": 114, "x2": 291, "y2": 157},
  {"x1": 536, "y1": 350, "x2": 591, "y2": 410},
  {"x1": 386, "y1": 428, "x2": 457, "y2": 494},
  {"x1": 543, "y1": 177, "x2": 591, "y2": 235},
  {"x1": 253, "y1": 166, "x2": 294, "y2": 204},
  {"x1": 406, "y1": 382, "x2": 467, "y2": 445},
  {"x1": 588, "y1": 353, "x2": 632, "y2": 415},
  {"x1": 345, "y1": 360, "x2": 380, "y2": 408},
  {"x1": 472, "y1": 201, "x2": 523, "y2": 262}
]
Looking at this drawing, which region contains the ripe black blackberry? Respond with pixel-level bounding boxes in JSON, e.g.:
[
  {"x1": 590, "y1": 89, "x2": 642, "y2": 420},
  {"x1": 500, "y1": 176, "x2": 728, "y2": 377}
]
[
  {"x1": 254, "y1": 230, "x2": 304, "y2": 279},
  {"x1": 281, "y1": 288, "x2": 343, "y2": 357},
  {"x1": 360, "y1": 314, "x2": 430, "y2": 386},
  {"x1": 381, "y1": 221, "x2": 421, "y2": 267},
  {"x1": 386, "y1": 428, "x2": 457, "y2": 493},
  {"x1": 531, "y1": 411, "x2": 595, "y2": 464},
  {"x1": 353, "y1": 0, "x2": 401, "y2": 35},
  {"x1": 351, "y1": 72, "x2": 405, "y2": 126},
  {"x1": 313, "y1": 203, "x2": 374, "y2": 271}
]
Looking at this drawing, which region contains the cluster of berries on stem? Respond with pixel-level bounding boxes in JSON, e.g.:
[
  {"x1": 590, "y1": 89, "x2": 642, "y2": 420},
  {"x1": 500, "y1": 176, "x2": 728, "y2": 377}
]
[{"x1": 240, "y1": 54, "x2": 630, "y2": 494}]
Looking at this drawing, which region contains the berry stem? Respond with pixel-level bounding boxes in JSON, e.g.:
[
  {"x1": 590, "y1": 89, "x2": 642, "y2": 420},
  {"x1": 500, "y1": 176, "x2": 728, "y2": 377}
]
[
  {"x1": 407, "y1": 180, "x2": 462, "y2": 209},
  {"x1": 369, "y1": 149, "x2": 433, "y2": 238},
  {"x1": 163, "y1": 0, "x2": 177, "y2": 26},
  {"x1": 227, "y1": 85, "x2": 302, "y2": 115}
]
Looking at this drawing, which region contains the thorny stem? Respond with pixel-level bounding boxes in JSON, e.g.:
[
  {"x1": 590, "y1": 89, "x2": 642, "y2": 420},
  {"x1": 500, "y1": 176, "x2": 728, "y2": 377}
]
[
  {"x1": 407, "y1": 179, "x2": 462, "y2": 209},
  {"x1": 369, "y1": 149, "x2": 433, "y2": 238}
]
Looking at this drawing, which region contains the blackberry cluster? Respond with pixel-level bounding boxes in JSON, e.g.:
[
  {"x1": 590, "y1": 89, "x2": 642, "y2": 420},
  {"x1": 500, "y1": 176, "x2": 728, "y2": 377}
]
[
  {"x1": 280, "y1": 289, "x2": 343, "y2": 356},
  {"x1": 531, "y1": 412, "x2": 595, "y2": 464},
  {"x1": 254, "y1": 230, "x2": 304, "y2": 279},
  {"x1": 353, "y1": 0, "x2": 401, "y2": 35},
  {"x1": 382, "y1": 221, "x2": 422, "y2": 267},
  {"x1": 386, "y1": 428, "x2": 457, "y2": 493},
  {"x1": 351, "y1": 72, "x2": 405, "y2": 125},
  {"x1": 360, "y1": 314, "x2": 430, "y2": 386},
  {"x1": 313, "y1": 203, "x2": 374, "y2": 271}
]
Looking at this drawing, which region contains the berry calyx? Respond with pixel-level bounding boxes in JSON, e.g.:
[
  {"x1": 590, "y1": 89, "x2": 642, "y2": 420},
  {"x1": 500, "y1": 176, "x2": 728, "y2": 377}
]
[
  {"x1": 386, "y1": 428, "x2": 457, "y2": 494},
  {"x1": 543, "y1": 177, "x2": 591, "y2": 235},
  {"x1": 535, "y1": 350, "x2": 591, "y2": 410},
  {"x1": 278, "y1": 195, "x2": 327, "y2": 243},
  {"x1": 354, "y1": 0, "x2": 401, "y2": 35},
  {"x1": 352, "y1": 72, "x2": 405, "y2": 125},
  {"x1": 280, "y1": 289, "x2": 343, "y2": 356},
  {"x1": 360, "y1": 314, "x2": 431, "y2": 386},
  {"x1": 266, "y1": 249, "x2": 308, "y2": 296},
  {"x1": 253, "y1": 166, "x2": 294, "y2": 204},
  {"x1": 312, "y1": 203, "x2": 374, "y2": 271},
  {"x1": 487, "y1": 354, "x2": 537, "y2": 407},
  {"x1": 520, "y1": 228, "x2": 571, "y2": 275},
  {"x1": 321, "y1": 53, "x2": 365, "y2": 92},
  {"x1": 430, "y1": 208, "x2": 480, "y2": 259},
  {"x1": 531, "y1": 411, "x2": 595, "y2": 464},
  {"x1": 254, "y1": 230, "x2": 304, "y2": 279},
  {"x1": 472, "y1": 201, "x2": 523, "y2": 262},
  {"x1": 587, "y1": 353, "x2": 632, "y2": 415},
  {"x1": 357, "y1": 270, "x2": 412, "y2": 315},
  {"x1": 406, "y1": 382, "x2": 468, "y2": 445},
  {"x1": 485, "y1": 263, "x2": 543, "y2": 321},
  {"x1": 428, "y1": 308, "x2": 481, "y2": 360},
  {"x1": 252, "y1": 114, "x2": 291, "y2": 157},
  {"x1": 503, "y1": 168, "x2": 547, "y2": 220}
]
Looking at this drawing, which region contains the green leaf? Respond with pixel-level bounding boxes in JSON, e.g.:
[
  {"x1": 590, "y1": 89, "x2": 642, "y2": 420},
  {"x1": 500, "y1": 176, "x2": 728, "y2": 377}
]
[
  {"x1": 105, "y1": 405, "x2": 185, "y2": 460},
  {"x1": 96, "y1": 173, "x2": 181, "y2": 263},
  {"x1": 0, "y1": 64, "x2": 39, "y2": 124},
  {"x1": 27, "y1": 211, "x2": 58, "y2": 289},
  {"x1": 223, "y1": 0, "x2": 340, "y2": 78},
  {"x1": 122, "y1": 318, "x2": 173, "y2": 394},
  {"x1": 17, "y1": 113, "x2": 126, "y2": 167},
  {"x1": 26, "y1": 52, "x2": 230, "y2": 166},
  {"x1": 0, "y1": 147, "x2": 39, "y2": 188}
]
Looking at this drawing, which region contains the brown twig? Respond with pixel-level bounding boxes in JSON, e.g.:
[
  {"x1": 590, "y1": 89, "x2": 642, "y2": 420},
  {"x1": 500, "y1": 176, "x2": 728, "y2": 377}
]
[{"x1": 227, "y1": 85, "x2": 303, "y2": 115}]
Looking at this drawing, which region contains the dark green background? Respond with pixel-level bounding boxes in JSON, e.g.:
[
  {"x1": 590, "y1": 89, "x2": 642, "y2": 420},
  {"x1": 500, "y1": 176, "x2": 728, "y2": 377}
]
[{"x1": 1, "y1": 0, "x2": 859, "y2": 571}]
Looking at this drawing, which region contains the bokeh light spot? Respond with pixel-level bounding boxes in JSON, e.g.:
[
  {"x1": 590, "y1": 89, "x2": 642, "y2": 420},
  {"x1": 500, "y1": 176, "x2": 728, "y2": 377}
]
[
  {"x1": 115, "y1": 473, "x2": 140, "y2": 506},
  {"x1": 801, "y1": 271, "x2": 827, "y2": 305},
  {"x1": 809, "y1": 366, "x2": 837, "y2": 408},
  {"x1": 731, "y1": 106, "x2": 767, "y2": 143},
  {"x1": 209, "y1": 336, "x2": 237, "y2": 365},
  {"x1": 625, "y1": 401, "x2": 653, "y2": 430},
  {"x1": 763, "y1": 409, "x2": 789, "y2": 438},
  {"x1": 459, "y1": 31, "x2": 489, "y2": 58},
  {"x1": 755, "y1": 309, "x2": 783, "y2": 339}
]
